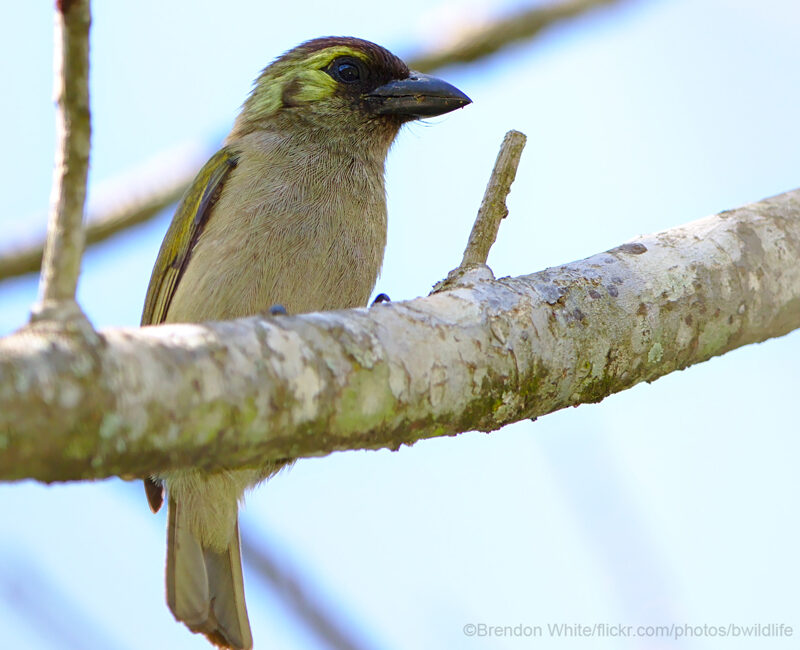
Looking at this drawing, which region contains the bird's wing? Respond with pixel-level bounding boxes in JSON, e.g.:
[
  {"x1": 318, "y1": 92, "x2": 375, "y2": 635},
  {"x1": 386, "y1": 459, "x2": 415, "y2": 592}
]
[
  {"x1": 140, "y1": 147, "x2": 239, "y2": 514},
  {"x1": 141, "y1": 147, "x2": 240, "y2": 326}
]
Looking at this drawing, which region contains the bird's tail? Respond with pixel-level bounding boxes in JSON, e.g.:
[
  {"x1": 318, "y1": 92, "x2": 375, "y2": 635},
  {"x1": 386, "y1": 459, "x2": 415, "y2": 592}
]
[{"x1": 166, "y1": 495, "x2": 253, "y2": 650}]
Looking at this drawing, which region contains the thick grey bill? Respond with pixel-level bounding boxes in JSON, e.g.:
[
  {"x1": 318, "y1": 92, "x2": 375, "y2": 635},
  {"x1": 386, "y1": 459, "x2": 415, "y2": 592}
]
[{"x1": 366, "y1": 72, "x2": 472, "y2": 118}]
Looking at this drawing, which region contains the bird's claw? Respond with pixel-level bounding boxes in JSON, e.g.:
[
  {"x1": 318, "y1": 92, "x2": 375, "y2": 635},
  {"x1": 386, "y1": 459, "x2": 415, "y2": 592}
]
[{"x1": 268, "y1": 304, "x2": 288, "y2": 315}]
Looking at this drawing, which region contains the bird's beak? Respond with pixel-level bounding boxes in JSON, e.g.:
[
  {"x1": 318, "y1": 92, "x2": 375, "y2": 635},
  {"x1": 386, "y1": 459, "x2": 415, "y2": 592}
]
[{"x1": 366, "y1": 72, "x2": 472, "y2": 118}]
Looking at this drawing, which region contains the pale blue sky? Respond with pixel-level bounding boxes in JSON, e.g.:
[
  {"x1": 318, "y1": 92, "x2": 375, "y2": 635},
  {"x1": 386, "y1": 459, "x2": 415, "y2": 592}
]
[{"x1": 1, "y1": 1, "x2": 799, "y2": 649}]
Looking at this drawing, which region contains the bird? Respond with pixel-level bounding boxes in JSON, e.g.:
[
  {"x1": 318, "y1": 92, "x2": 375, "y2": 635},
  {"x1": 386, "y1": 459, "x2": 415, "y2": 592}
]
[{"x1": 140, "y1": 36, "x2": 471, "y2": 649}]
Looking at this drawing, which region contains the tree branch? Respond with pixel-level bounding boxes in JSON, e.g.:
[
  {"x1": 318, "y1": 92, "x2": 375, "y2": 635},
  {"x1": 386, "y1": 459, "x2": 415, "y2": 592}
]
[
  {"x1": 2, "y1": 188, "x2": 798, "y2": 483},
  {"x1": 33, "y1": 0, "x2": 91, "y2": 319}
]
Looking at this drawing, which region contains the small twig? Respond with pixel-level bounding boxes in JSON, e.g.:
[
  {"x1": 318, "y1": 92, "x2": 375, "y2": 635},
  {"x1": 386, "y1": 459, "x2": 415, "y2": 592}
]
[
  {"x1": 408, "y1": 0, "x2": 624, "y2": 72},
  {"x1": 433, "y1": 130, "x2": 526, "y2": 292},
  {"x1": 461, "y1": 130, "x2": 527, "y2": 267},
  {"x1": 33, "y1": 0, "x2": 92, "y2": 321}
]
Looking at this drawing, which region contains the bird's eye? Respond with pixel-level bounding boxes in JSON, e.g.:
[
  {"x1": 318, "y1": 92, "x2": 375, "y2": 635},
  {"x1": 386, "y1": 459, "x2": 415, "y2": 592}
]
[
  {"x1": 323, "y1": 57, "x2": 367, "y2": 86},
  {"x1": 334, "y1": 61, "x2": 360, "y2": 84}
]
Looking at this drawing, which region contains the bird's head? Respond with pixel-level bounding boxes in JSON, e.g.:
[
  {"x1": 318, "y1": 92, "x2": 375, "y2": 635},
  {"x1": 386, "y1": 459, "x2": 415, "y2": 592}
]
[{"x1": 231, "y1": 36, "x2": 471, "y2": 146}]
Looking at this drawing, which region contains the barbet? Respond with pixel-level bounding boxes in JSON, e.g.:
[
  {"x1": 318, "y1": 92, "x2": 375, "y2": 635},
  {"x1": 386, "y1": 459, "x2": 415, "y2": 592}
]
[{"x1": 141, "y1": 36, "x2": 470, "y2": 648}]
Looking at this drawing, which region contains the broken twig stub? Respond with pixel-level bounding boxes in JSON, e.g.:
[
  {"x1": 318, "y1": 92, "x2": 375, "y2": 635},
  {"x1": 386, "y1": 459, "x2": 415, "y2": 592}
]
[{"x1": 434, "y1": 129, "x2": 526, "y2": 293}]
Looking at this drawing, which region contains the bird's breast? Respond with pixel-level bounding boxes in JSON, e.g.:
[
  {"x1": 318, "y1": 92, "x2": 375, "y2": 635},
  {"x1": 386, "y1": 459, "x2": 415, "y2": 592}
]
[{"x1": 165, "y1": 144, "x2": 388, "y2": 323}]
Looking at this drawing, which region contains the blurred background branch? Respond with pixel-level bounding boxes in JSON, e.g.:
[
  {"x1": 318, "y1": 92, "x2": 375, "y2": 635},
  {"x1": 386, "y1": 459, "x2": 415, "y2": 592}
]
[
  {"x1": 408, "y1": 0, "x2": 625, "y2": 71},
  {"x1": 0, "y1": 144, "x2": 208, "y2": 283},
  {"x1": 241, "y1": 531, "x2": 375, "y2": 650},
  {"x1": 1, "y1": 550, "x2": 128, "y2": 650}
]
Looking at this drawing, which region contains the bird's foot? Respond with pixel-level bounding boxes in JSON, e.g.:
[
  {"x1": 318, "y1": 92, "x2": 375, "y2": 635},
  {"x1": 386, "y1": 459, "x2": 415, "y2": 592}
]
[{"x1": 268, "y1": 304, "x2": 288, "y2": 315}]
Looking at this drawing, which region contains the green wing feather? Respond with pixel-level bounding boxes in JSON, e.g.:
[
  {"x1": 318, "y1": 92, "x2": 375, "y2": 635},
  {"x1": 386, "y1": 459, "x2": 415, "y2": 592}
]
[{"x1": 141, "y1": 147, "x2": 240, "y2": 326}]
